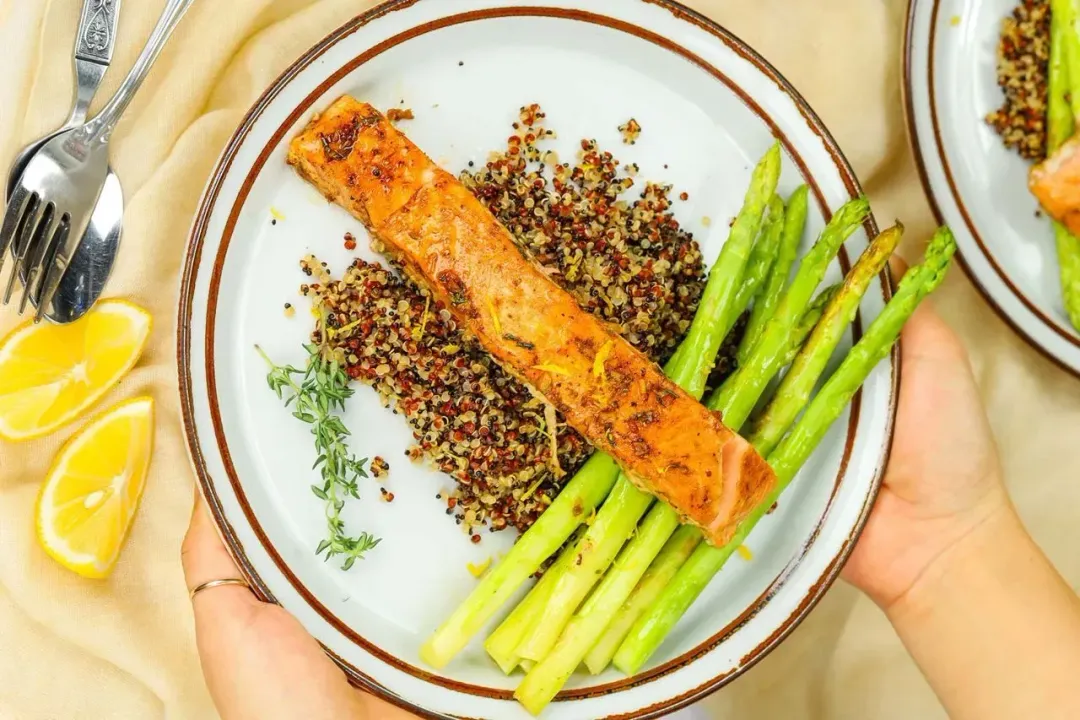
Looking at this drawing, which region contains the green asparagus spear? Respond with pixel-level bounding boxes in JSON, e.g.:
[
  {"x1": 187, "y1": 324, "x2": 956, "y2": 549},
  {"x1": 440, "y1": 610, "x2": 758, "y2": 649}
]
[
  {"x1": 514, "y1": 502, "x2": 686, "y2": 713},
  {"x1": 768, "y1": 231, "x2": 955, "y2": 482},
  {"x1": 739, "y1": 186, "x2": 808, "y2": 362},
  {"x1": 515, "y1": 492, "x2": 681, "y2": 707},
  {"x1": 583, "y1": 523, "x2": 701, "y2": 674},
  {"x1": 778, "y1": 283, "x2": 840, "y2": 369},
  {"x1": 512, "y1": 479, "x2": 654, "y2": 663},
  {"x1": 582, "y1": 282, "x2": 841, "y2": 675},
  {"x1": 1052, "y1": 0, "x2": 1080, "y2": 121},
  {"x1": 668, "y1": 143, "x2": 783, "y2": 398},
  {"x1": 666, "y1": 181, "x2": 784, "y2": 373},
  {"x1": 1057, "y1": 225, "x2": 1080, "y2": 331},
  {"x1": 708, "y1": 198, "x2": 871, "y2": 428},
  {"x1": 1048, "y1": 0, "x2": 1080, "y2": 330},
  {"x1": 484, "y1": 527, "x2": 587, "y2": 674},
  {"x1": 732, "y1": 196, "x2": 786, "y2": 314},
  {"x1": 613, "y1": 228, "x2": 957, "y2": 675},
  {"x1": 1050, "y1": 4, "x2": 1075, "y2": 149},
  {"x1": 420, "y1": 451, "x2": 619, "y2": 668},
  {"x1": 750, "y1": 224, "x2": 903, "y2": 457},
  {"x1": 506, "y1": 144, "x2": 783, "y2": 666}
]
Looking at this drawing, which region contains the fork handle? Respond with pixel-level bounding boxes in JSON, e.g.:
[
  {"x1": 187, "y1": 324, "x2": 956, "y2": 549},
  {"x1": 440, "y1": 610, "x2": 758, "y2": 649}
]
[
  {"x1": 84, "y1": 0, "x2": 196, "y2": 143},
  {"x1": 69, "y1": 0, "x2": 122, "y2": 125}
]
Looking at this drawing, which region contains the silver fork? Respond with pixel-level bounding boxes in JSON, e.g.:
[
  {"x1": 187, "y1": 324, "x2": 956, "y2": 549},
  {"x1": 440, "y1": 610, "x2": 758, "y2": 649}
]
[
  {"x1": 6, "y1": 0, "x2": 122, "y2": 201},
  {"x1": 0, "y1": 0, "x2": 195, "y2": 321}
]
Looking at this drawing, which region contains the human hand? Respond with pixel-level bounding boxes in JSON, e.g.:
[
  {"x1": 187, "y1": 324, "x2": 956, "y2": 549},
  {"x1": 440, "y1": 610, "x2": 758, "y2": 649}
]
[
  {"x1": 842, "y1": 286, "x2": 1012, "y2": 611},
  {"x1": 181, "y1": 495, "x2": 417, "y2": 720}
]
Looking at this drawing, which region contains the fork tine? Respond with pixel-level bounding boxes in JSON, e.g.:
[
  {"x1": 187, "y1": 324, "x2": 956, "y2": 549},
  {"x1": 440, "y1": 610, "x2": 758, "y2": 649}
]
[
  {"x1": 23, "y1": 212, "x2": 68, "y2": 318},
  {"x1": 17, "y1": 204, "x2": 59, "y2": 315},
  {"x1": 5, "y1": 202, "x2": 54, "y2": 308},
  {"x1": 19, "y1": 205, "x2": 60, "y2": 305},
  {"x1": 31, "y1": 215, "x2": 71, "y2": 323},
  {"x1": 0, "y1": 190, "x2": 37, "y2": 280},
  {"x1": 2, "y1": 196, "x2": 43, "y2": 304}
]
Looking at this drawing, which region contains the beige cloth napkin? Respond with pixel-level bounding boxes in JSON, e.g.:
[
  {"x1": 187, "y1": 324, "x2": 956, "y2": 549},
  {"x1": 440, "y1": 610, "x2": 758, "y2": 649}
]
[{"x1": 1, "y1": 0, "x2": 1078, "y2": 718}]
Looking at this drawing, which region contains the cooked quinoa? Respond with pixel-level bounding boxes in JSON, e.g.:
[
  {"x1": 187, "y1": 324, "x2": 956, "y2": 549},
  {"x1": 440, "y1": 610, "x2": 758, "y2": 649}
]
[
  {"x1": 986, "y1": 0, "x2": 1050, "y2": 161},
  {"x1": 618, "y1": 118, "x2": 642, "y2": 145},
  {"x1": 307, "y1": 105, "x2": 710, "y2": 538},
  {"x1": 370, "y1": 456, "x2": 390, "y2": 478}
]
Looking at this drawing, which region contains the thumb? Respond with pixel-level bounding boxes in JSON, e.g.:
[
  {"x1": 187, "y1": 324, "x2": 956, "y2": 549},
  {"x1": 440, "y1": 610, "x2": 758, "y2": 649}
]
[{"x1": 889, "y1": 253, "x2": 909, "y2": 283}]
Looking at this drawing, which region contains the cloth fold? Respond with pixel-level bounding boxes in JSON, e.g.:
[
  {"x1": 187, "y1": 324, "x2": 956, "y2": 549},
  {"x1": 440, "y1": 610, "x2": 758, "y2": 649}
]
[{"x1": 1, "y1": 0, "x2": 1077, "y2": 718}]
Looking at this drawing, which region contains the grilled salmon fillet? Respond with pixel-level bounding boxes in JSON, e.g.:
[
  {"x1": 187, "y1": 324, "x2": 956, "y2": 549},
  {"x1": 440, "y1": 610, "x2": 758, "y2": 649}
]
[
  {"x1": 286, "y1": 96, "x2": 776, "y2": 547},
  {"x1": 1030, "y1": 134, "x2": 1080, "y2": 236}
]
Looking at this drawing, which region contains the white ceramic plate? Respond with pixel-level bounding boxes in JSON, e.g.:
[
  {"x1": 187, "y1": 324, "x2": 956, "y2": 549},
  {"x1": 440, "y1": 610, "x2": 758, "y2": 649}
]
[
  {"x1": 905, "y1": 0, "x2": 1080, "y2": 376},
  {"x1": 178, "y1": 1, "x2": 897, "y2": 717}
]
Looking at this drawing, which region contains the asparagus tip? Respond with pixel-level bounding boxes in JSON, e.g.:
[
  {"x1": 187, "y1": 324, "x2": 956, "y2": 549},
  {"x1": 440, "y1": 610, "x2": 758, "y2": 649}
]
[
  {"x1": 829, "y1": 196, "x2": 872, "y2": 229},
  {"x1": 926, "y1": 226, "x2": 957, "y2": 261},
  {"x1": 768, "y1": 193, "x2": 785, "y2": 218},
  {"x1": 787, "y1": 183, "x2": 809, "y2": 203},
  {"x1": 897, "y1": 226, "x2": 957, "y2": 296},
  {"x1": 763, "y1": 141, "x2": 782, "y2": 168}
]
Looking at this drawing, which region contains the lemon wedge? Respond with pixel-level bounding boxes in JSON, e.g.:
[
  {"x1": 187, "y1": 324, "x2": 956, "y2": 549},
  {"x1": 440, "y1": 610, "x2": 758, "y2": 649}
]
[
  {"x1": 36, "y1": 396, "x2": 154, "y2": 578},
  {"x1": 0, "y1": 299, "x2": 151, "y2": 441}
]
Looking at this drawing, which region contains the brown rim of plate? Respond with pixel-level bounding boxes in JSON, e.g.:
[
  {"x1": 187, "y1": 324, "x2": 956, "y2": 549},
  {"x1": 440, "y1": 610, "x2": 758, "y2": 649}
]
[
  {"x1": 177, "y1": 1, "x2": 898, "y2": 717},
  {"x1": 901, "y1": 0, "x2": 1080, "y2": 379}
]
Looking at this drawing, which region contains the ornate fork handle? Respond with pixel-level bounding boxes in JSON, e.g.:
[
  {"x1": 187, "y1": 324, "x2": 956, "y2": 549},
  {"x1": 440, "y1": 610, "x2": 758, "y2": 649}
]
[{"x1": 69, "y1": 0, "x2": 122, "y2": 127}]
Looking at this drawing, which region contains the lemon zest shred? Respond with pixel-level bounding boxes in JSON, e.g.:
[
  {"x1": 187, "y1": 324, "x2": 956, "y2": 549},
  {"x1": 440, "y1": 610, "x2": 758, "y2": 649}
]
[
  {"x1": 736, "y1": 544, "x2": 754, "y2": 561},
  {"x1": 467, "y1": 557, "x2": 493, "y2": 577},
  {"x1": 544, "y1": 402, "x2": 564, "y2": 478},
  {"x1": 336, "y1": 319, "x2": 361, "y2": 337},
  {"x1": 533, "y1": 363, "x2": 571, "y2": 376},
  {"x1": 521, "y1": 473, "x2": 547, "y2": 502},
  {"x1": 270, "y1": 206, "x2": 285, "y2": 221},
  {"x1": 414, "y1": 294, "x2": 431, "y2": 341},
  {"x1": 488, "y1": 299, "x2": 502, "y2": 337}
]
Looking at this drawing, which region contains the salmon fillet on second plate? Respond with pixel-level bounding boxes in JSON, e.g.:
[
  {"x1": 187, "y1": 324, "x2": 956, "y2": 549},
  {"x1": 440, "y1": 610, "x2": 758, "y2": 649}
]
[
  {"x1": 286, "y1": 96, "x2": 776, "y2": 547},
  {"x1": 1030, "y1": 134, "x2": 1080, "y2": 236}
]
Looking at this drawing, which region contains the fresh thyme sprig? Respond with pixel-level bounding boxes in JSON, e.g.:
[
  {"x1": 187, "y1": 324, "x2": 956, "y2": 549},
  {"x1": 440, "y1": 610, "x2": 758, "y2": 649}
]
[{"x1": 256, "y1": 342, "x2": 381, "y2": 570}]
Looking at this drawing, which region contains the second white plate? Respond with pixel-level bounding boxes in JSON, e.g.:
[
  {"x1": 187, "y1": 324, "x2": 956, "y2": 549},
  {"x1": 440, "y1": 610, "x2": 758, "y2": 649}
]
[{"x1": 906, "y1": 0, "x2": 1080, "y2": 376}]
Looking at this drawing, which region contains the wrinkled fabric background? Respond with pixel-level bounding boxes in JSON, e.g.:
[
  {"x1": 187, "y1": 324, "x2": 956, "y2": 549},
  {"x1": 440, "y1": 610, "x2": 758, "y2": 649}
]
[{"x1": 1, "y1": 0, "x2": 1078, "y2": 718}]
